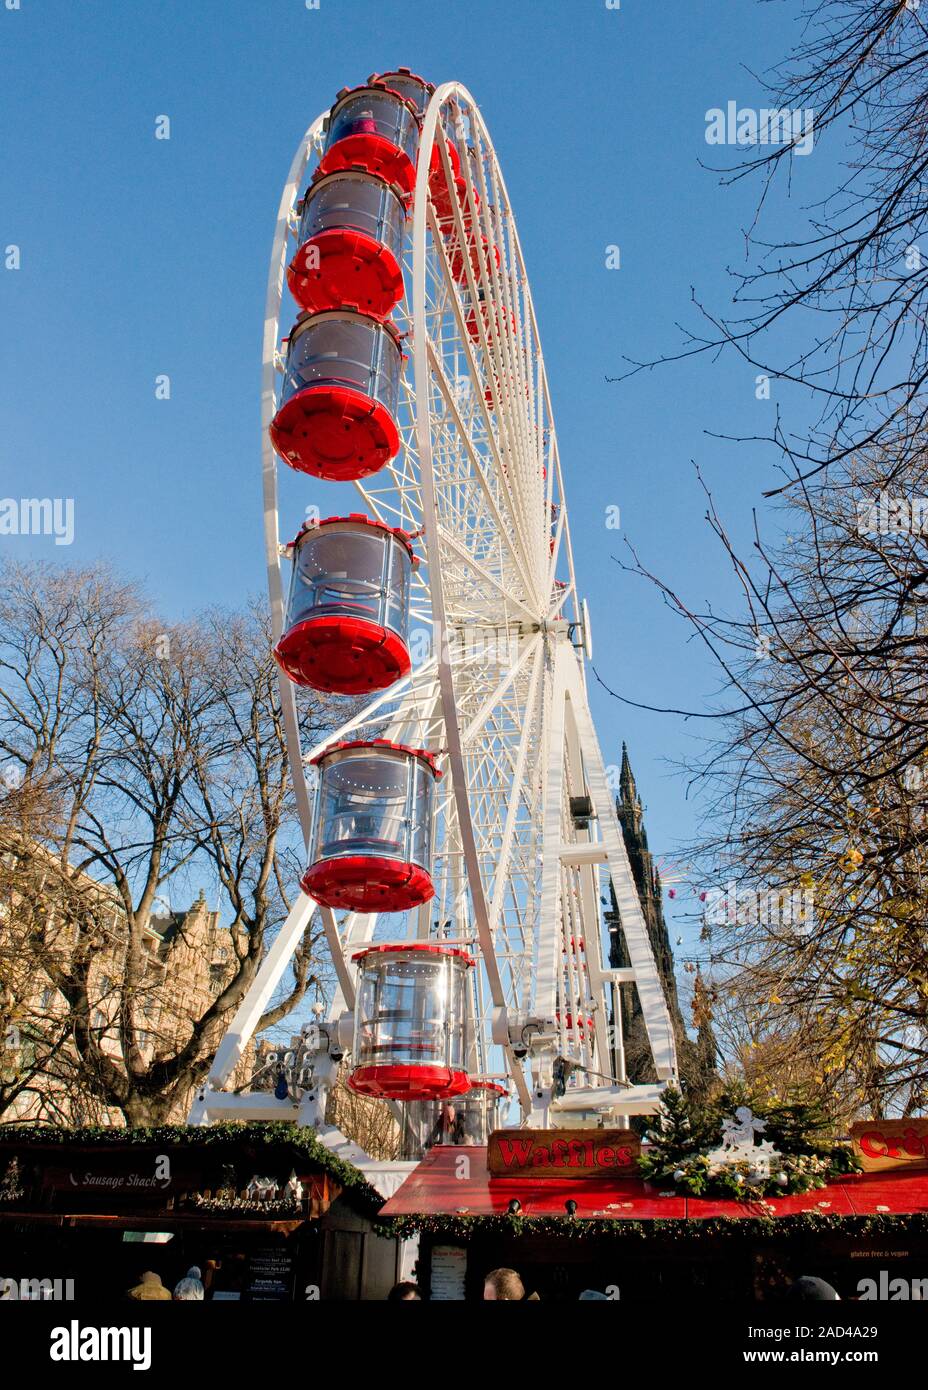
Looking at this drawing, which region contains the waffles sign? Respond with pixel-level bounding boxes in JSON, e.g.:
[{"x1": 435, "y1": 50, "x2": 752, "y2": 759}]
[
  {"x1": 851, "y1": 1120, "x2": 928, "y2": 1173},
  {"x1": 487, "y1": 1129, "x2": 640, "y2": 1178}
]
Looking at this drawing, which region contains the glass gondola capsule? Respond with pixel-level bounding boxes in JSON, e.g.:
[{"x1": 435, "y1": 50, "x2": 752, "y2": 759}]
[
  {"x1": 349, "y1": 942, "x2": 474, "y2": 1101},
  {"x1": 287, "y1": 169, "x2": 407, "y2": 320},
  {"x1": 274, "y1": 514, "x2": 418, "y2": 695},
  {"x1": 454, "y1": 1079, "x2": 508, "y2": 1143},
  {"x1": 269, "y1": 309, "x2": 405, "y2": 481},
  {"x1": 408, "y1": 1079, "x2": 509, "y2": 1148},
  {"x1": 318, "y1": 84, "x2": 421, "y2": 197},
  {"x1": 301, "y1": 740, "x2": 441, "y2": 912}
]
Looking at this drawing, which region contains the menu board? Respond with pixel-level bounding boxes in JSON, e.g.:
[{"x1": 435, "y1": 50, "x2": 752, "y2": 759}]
[
  {"x1": 429, "y1": 1244, "x2": 467, "y2": 1301},
  {"x1": 246, "y1": 1247, "x2": 294, "y2": 1301}
]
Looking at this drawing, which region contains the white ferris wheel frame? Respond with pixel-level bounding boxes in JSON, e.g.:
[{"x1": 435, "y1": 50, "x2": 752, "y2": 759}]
[{"x1": 190, "y1": 83, "x2": 677, "y2": 1140}]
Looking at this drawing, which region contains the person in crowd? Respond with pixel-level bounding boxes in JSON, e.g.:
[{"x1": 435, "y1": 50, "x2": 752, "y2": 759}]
[
  {"x1": 483, "y1": 1268, "x2": 523, "y2": 1300},
  {"x1": 483, "y1": 1268, "x2": 539, "y2": 1300},
  {"x1": 787, "y1": 1275, "x2": 840, "y2": 1300},
  {"x1": 173, "y1": 1266, "x2": 205, "y2": 1301},
  {"x1": 387, "y1": 1281, "x2": 422, "y2": 1300},
  {"x1": 127, "y1": 1270, "x2": 172, "y2": 1301}
]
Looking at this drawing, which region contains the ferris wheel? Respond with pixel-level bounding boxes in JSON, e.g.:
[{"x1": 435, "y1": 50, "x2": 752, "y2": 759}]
[{"x1": 190, "y1": 73, "x2": 677, "y2": 1147}]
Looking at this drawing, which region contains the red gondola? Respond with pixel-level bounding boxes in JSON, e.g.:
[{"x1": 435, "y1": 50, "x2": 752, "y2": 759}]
[
  {"x1": 365, "y1": 69, "x2": 462, "y2": 202},
  {"x1": 349, "y1": 942, "x2": 474, "y2": 1101},
  {"x1": 464, "y1": 291, "x2": 516, "y2": 342},
  {"x1": 269, "y1": 310, "x2": 405, "y2": 481},
  {"x1": 301, "y1": 741, "x2": 441, "y2": 912},
  {"x1": 318, "y1": 84, "x2": 421, "y2": 196},
  {"x1": 448, "y1": 232, "x2": 501, "y2": 284},
  {"x1": 287, "y1": 169, "x2": 406, "y2": 320},
  {"x1": 274, "y1": 515, "x2": 418, "y2": 694}
]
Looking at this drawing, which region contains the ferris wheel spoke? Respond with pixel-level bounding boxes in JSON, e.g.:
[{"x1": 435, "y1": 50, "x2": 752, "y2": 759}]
[
  {"x1": 459, "y1": 631, "x2": 541, "y2": 746},
  {"x1": 430, "y1": 205, "x2": 541, "y2": 580},
  {"x1": 424, "y1": 339, "x2": 540, "y2": 605},
  {"x1": 483, "y1": 642, "x2": 545, "y2": 931},
  {"x1": 421, "y1": 145, "x2": 539, "y2": 528},
  {"x1": 437, "y1": 531, "x2": 537, "y2": 625},
  {"x1": 458, "y1": 119, "x2": 541, "y2": 522},
  {"x1": 459, "y1": 142, "x2": 537, "y2": 512}
]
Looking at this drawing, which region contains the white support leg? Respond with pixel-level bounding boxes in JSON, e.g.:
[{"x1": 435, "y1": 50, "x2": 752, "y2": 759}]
[
  {"x1": 208, "y1": 891, "x2": 318, "y2": 1090},
  {"x1": 563, "y1": 647, "x2": 678, "y2": 1080}
]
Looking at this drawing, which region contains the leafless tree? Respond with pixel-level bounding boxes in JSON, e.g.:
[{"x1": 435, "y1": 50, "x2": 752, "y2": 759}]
[
  {"x1": 326, "y1": 1067, "x2": 401, "y2": 1161},
  {"x1": 615, "y1": 0, "x2": 928, "y2": 495},
  {"x1": 601, "y1": 434, "x2": 928, "y2": 1120},
  {"x1": 0, "y1": 561, "x2": 342, "y2": 1126}
]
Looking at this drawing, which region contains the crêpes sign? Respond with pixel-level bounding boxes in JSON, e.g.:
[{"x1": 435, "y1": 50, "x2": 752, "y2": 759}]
[
  {"x1": 487, "y1": 1128, "x2": 640, "y2": 1178},
  {"x1": 850, "y1": 1119, "x2": 928, "y2": 1173}
]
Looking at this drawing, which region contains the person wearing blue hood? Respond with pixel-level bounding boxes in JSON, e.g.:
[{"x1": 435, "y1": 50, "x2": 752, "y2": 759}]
[{"x1": 173, "y1": 1266, "x2": 205, "y2": 1301}]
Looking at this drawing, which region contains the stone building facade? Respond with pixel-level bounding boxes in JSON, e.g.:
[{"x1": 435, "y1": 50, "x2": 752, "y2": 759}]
[{"x1": 1, "y1": 869, "x2": 251, "y2": 1126}]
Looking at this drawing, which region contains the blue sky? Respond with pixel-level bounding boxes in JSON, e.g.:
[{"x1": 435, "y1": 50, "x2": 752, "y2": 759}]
[{"x1": 0, "y1": 0, "x2": 837, "y2": 963}]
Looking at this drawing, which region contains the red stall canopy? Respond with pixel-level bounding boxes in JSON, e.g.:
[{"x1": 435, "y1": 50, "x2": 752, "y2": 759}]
[{"x1": 380, "y1": 1145, "x2": 928, "y2": 1222}]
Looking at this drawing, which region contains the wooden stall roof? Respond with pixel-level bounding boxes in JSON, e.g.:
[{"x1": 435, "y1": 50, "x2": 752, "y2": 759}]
[{"x1": 379, "y1": 1144, "x2": 928, "y2": 1221}]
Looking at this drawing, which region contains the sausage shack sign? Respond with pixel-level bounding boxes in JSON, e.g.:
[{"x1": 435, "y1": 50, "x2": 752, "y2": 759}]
[
  {"x1": 487, "y1": 1129, "x2": 640, "y2": 1178},
  {"x1": 850, "y1": 1119, "x2": 928, "y2": 1173}
]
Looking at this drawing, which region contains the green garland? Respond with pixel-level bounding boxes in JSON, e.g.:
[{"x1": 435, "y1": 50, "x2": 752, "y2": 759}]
[
  {"x1": 0, "y1": 1121, "x2": 384, "y2": 1217},
  {"x1": 377, "y1": 1209, "x2": 927, "y2": 1245},
  {"x1": 638, "y1": 1084, "x2": 861, "y2": 1200}
]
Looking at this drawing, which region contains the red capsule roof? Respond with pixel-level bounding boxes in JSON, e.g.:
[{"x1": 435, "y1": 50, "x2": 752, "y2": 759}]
[
  {"x1": 352, "y1": 941, "x2": 475, "y2": 966},
  {"x1": 310, "y1": 738, "x2": 443, "y2": 778},
  {"x1": 288, "y1": 513, "x2": 420, "y2": 564}
]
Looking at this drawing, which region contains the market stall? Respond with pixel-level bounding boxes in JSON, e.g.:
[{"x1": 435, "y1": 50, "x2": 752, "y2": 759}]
[
  {"x1": 0, "y1": 1123, "x2": 403, "y2": 1301},
  {"x1": 379, "y1": 1143, "x2": 928, "y2": 1301}
]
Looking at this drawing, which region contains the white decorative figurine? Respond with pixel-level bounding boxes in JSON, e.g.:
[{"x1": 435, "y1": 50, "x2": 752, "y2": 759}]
[{"x1": 706, "y1": 1106, "x2": 782, "y2": 1184}]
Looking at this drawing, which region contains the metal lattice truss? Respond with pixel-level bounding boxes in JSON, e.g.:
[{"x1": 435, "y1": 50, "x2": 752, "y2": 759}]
[{"x1": 191, "y1": 83, "x2": 677, "y2": 1138}]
